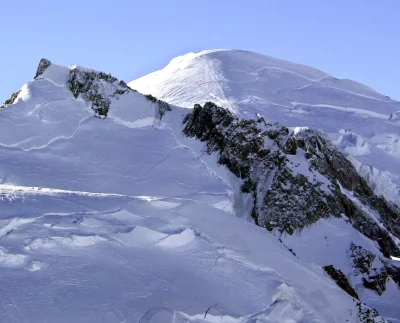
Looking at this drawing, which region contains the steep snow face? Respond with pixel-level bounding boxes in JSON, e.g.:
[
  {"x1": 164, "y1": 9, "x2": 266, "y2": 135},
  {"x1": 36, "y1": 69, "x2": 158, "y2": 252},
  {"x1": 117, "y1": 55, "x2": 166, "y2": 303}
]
[
  {"x1": 129, "y1": 49, "x2": 400, "y2": 206},
  {"x1": 1, "y1": 60, "x2": 390, "y2": 322}
]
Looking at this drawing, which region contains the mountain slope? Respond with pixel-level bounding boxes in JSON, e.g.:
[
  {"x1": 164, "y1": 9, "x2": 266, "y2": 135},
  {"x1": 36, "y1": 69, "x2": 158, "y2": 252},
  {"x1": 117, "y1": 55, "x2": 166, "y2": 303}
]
[
  {"x1": 129, "y1": 49, "x2": 400, "y2": 207},
  {"x1": 0, "y1": 59, "x2": 398, "y2": 322},
  {"x1": 180, "y1": 101, "x2": 400, "y2": 321}
]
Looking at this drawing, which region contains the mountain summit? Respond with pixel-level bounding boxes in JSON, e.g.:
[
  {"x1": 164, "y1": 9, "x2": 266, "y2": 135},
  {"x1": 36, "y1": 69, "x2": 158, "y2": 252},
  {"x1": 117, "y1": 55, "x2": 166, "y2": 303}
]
[
  {"x1": 129, "y1": 49, "x2": 390, "y2": 111},
  {"x1": 0, "y1": 56, "x2": 399, "y2": 322},
  {"x1": 130, "y1": 49, "x2": 400, "y2": 207}
]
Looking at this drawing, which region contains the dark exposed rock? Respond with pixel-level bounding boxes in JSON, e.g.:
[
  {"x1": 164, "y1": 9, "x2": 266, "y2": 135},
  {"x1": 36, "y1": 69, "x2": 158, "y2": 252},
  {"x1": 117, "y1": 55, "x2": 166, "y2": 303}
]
[
  {"x1": 1, "y1": 89, "x2": 21, "y2": 109},
  {"x1": 363, "y1": 271, "x2": 389, "y2": 296},
  {"x1": 278, "y1": 238, "x2": 297, "y2": 257},
  {"x1": 182, "y1": 102, "x2": 341, "y2": 234},
  {"x1": 356, "y1": 302, "x2": 390, "y2": 323},
  {"x1": 367, "y1": 196, "x2": 400, "y2": 239},
  {"x1": 145, "y1": 94, "x2": 171, "y2": 120},
  {"x1": 362, "y1": 259, "x2": 400, "y2": 295},
  {"x1": 347, "y1": 243, "x2": 399, "y2": 295},
  {"x1": 118, "y1": 80, "x2": 129, "y2": 88},
  {"x1": 114, "y1": 89, "x2": 127, "y2": 96},
  {"x1": 348, "y1": 243, "x2": 376, "y2": 275},
  {"x1": 182, "y1": 102, "x2": 400, "y2": 258},
  {"x1": 35, "y1": 58, "x2": 51, "y2": 79},
  {"x1": 66, "y1": 66, "x2": 171, "y2": 121},
  {"x1": 386, "y1": 262, "x2": 400, "y2": 285},
  {"x1": 68, "y1": 68, "x2": 123, "y2": 114},
  {"x1": 97, "y1": 71, "x2": 118, "y2": 83},
  {"x1": 323, "y1": 265, "x2": 359, "y2": 299},
  {"x1": 296, "y1": 129, "x2": 400, "y2": 240}
]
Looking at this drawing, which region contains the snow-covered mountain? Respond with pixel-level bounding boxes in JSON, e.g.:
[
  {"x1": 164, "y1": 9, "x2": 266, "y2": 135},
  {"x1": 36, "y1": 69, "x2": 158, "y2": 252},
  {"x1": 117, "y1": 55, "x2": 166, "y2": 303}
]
[
  {"x1": 0, "y1": 57, "x2": 398, "y2": 322},
  {"x1": 129, "y1": 49, "x2": 400, "y2": 207}
]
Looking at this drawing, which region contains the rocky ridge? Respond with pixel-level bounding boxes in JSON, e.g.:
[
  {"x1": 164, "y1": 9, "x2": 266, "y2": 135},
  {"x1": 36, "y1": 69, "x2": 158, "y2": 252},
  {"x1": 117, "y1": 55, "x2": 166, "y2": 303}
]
[
  {"x1": 1, "y1": 58, "x2": 398, "y2": 322},
  {"x1": 182, "y1": 101, "x2": 400, "y2": 299}
]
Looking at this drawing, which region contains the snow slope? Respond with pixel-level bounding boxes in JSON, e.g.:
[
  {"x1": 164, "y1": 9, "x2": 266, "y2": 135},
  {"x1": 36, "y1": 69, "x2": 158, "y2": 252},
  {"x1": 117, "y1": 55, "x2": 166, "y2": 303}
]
[
  {"x1": 179, "y1": 101, "x2": 400, "y2": 322},
  {"x1": 0, "y1": 59, "x2": 396, "y2": 322},
  {"x1": 129, "y1": 49, "x2": 400, "y2": 206},
  {"x1": 0, "y1": 184, "x2": 376, "y2": 323}
]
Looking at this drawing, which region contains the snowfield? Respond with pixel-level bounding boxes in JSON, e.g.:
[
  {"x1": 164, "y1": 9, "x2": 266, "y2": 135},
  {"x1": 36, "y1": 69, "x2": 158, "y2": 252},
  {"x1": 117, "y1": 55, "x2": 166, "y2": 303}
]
[
  {"x1": 0, "y1": 184, "x2": 364, "y2": 322},
  {"x1": 0, "y1": 57, "x2": 398, "y2": 322},
  {"x1": 130, "y1": 49, "x2": 400, "y2": 207}
]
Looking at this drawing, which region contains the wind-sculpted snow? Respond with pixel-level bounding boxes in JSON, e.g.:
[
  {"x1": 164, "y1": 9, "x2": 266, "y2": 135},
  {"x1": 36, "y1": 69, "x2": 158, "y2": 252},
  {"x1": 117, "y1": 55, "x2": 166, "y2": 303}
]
[
  {"x1": 0, "y1": 185, "x2": 390, "y2": 322},
  {"x1": 0, "y1": 58, "x2": 396, "y2": 322},
  {"x1": 130, "y1": 49, "x2": 400, "y2": 207}
]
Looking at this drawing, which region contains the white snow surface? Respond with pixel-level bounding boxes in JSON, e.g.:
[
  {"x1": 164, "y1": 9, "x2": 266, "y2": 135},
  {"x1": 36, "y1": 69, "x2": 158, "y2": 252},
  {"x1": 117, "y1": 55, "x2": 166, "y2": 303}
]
[
  {"x1": 0, "y1": 61, "x2": 392, "y2": 322},
  {"x1": 129, "y1": 49, "x2": 400, "y2": 206}
]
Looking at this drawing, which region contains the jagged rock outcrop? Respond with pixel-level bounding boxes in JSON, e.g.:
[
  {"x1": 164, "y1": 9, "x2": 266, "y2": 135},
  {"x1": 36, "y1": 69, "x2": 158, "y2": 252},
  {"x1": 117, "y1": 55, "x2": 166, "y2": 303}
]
[
  {"x1": 1, "y1": 89, "x2": 21, "y2": 109},
  {"x1": 68, "y1": 68, "x2": 122, "y2": 115},
  {"x1": 356, "y1": 302, "x2": 391, "y2": 323},
  {"x1": 0, "y1": 57, "x2": 397, "y2": 322},
  {"x1": 348, "y1": 243, "x2": 376, "y2": 276},
  {"x1": 2, "y1": 58, "x2": 172, "y2": 122},
  {"x1": 182, "y1": 102, "x2": 400, "y2": 317},
  {"x1": 67, "y1": 67, "x2": 170, "y2": 119},
  {"x1": 347, "y1": 243, "x2": 400, "y2": 295},
  {"x1": 323, "y1": 265, "x2": 359, "y2": 299},
  {"x1": 145, "y1": 94, "x2": 171, "y2": 120},
  {"x1": 35, "y1": 58, "x2": 51, "y2": 79},
  {"x1": 182, "y1": 102, "x2": 400, "y2": 258}
]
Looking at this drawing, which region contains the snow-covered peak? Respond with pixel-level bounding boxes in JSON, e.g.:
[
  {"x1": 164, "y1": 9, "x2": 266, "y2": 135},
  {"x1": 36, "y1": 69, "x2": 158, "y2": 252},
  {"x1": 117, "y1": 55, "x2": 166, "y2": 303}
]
[
  {"x1": 129, "y1": 49, "x2": 400, "y2": 207},
  {"x1": 0, "y1": 58, "x2": 398, "y2": 322},
  {"x1": 0, "y1": 59, "x2": 169, "y2": 152},
  {"x1": 36, "y1": 60, "x2": 71, "y2": 86},
  {"x1": 162, "y1": 49, "x2": 329, "y2": 81},
  {"x1": 129, "y1": 49, "x2": 389, "y2": 111},
  {"x1": 34, "y1": 58, "x2": 102, "y2": 85}
]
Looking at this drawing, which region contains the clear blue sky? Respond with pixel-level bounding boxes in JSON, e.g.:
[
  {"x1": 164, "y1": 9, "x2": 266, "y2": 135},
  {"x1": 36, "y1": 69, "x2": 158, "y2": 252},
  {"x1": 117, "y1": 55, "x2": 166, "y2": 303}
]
[{"x1": 1, "y1": 0, "x2": 399, "y2": 101}]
